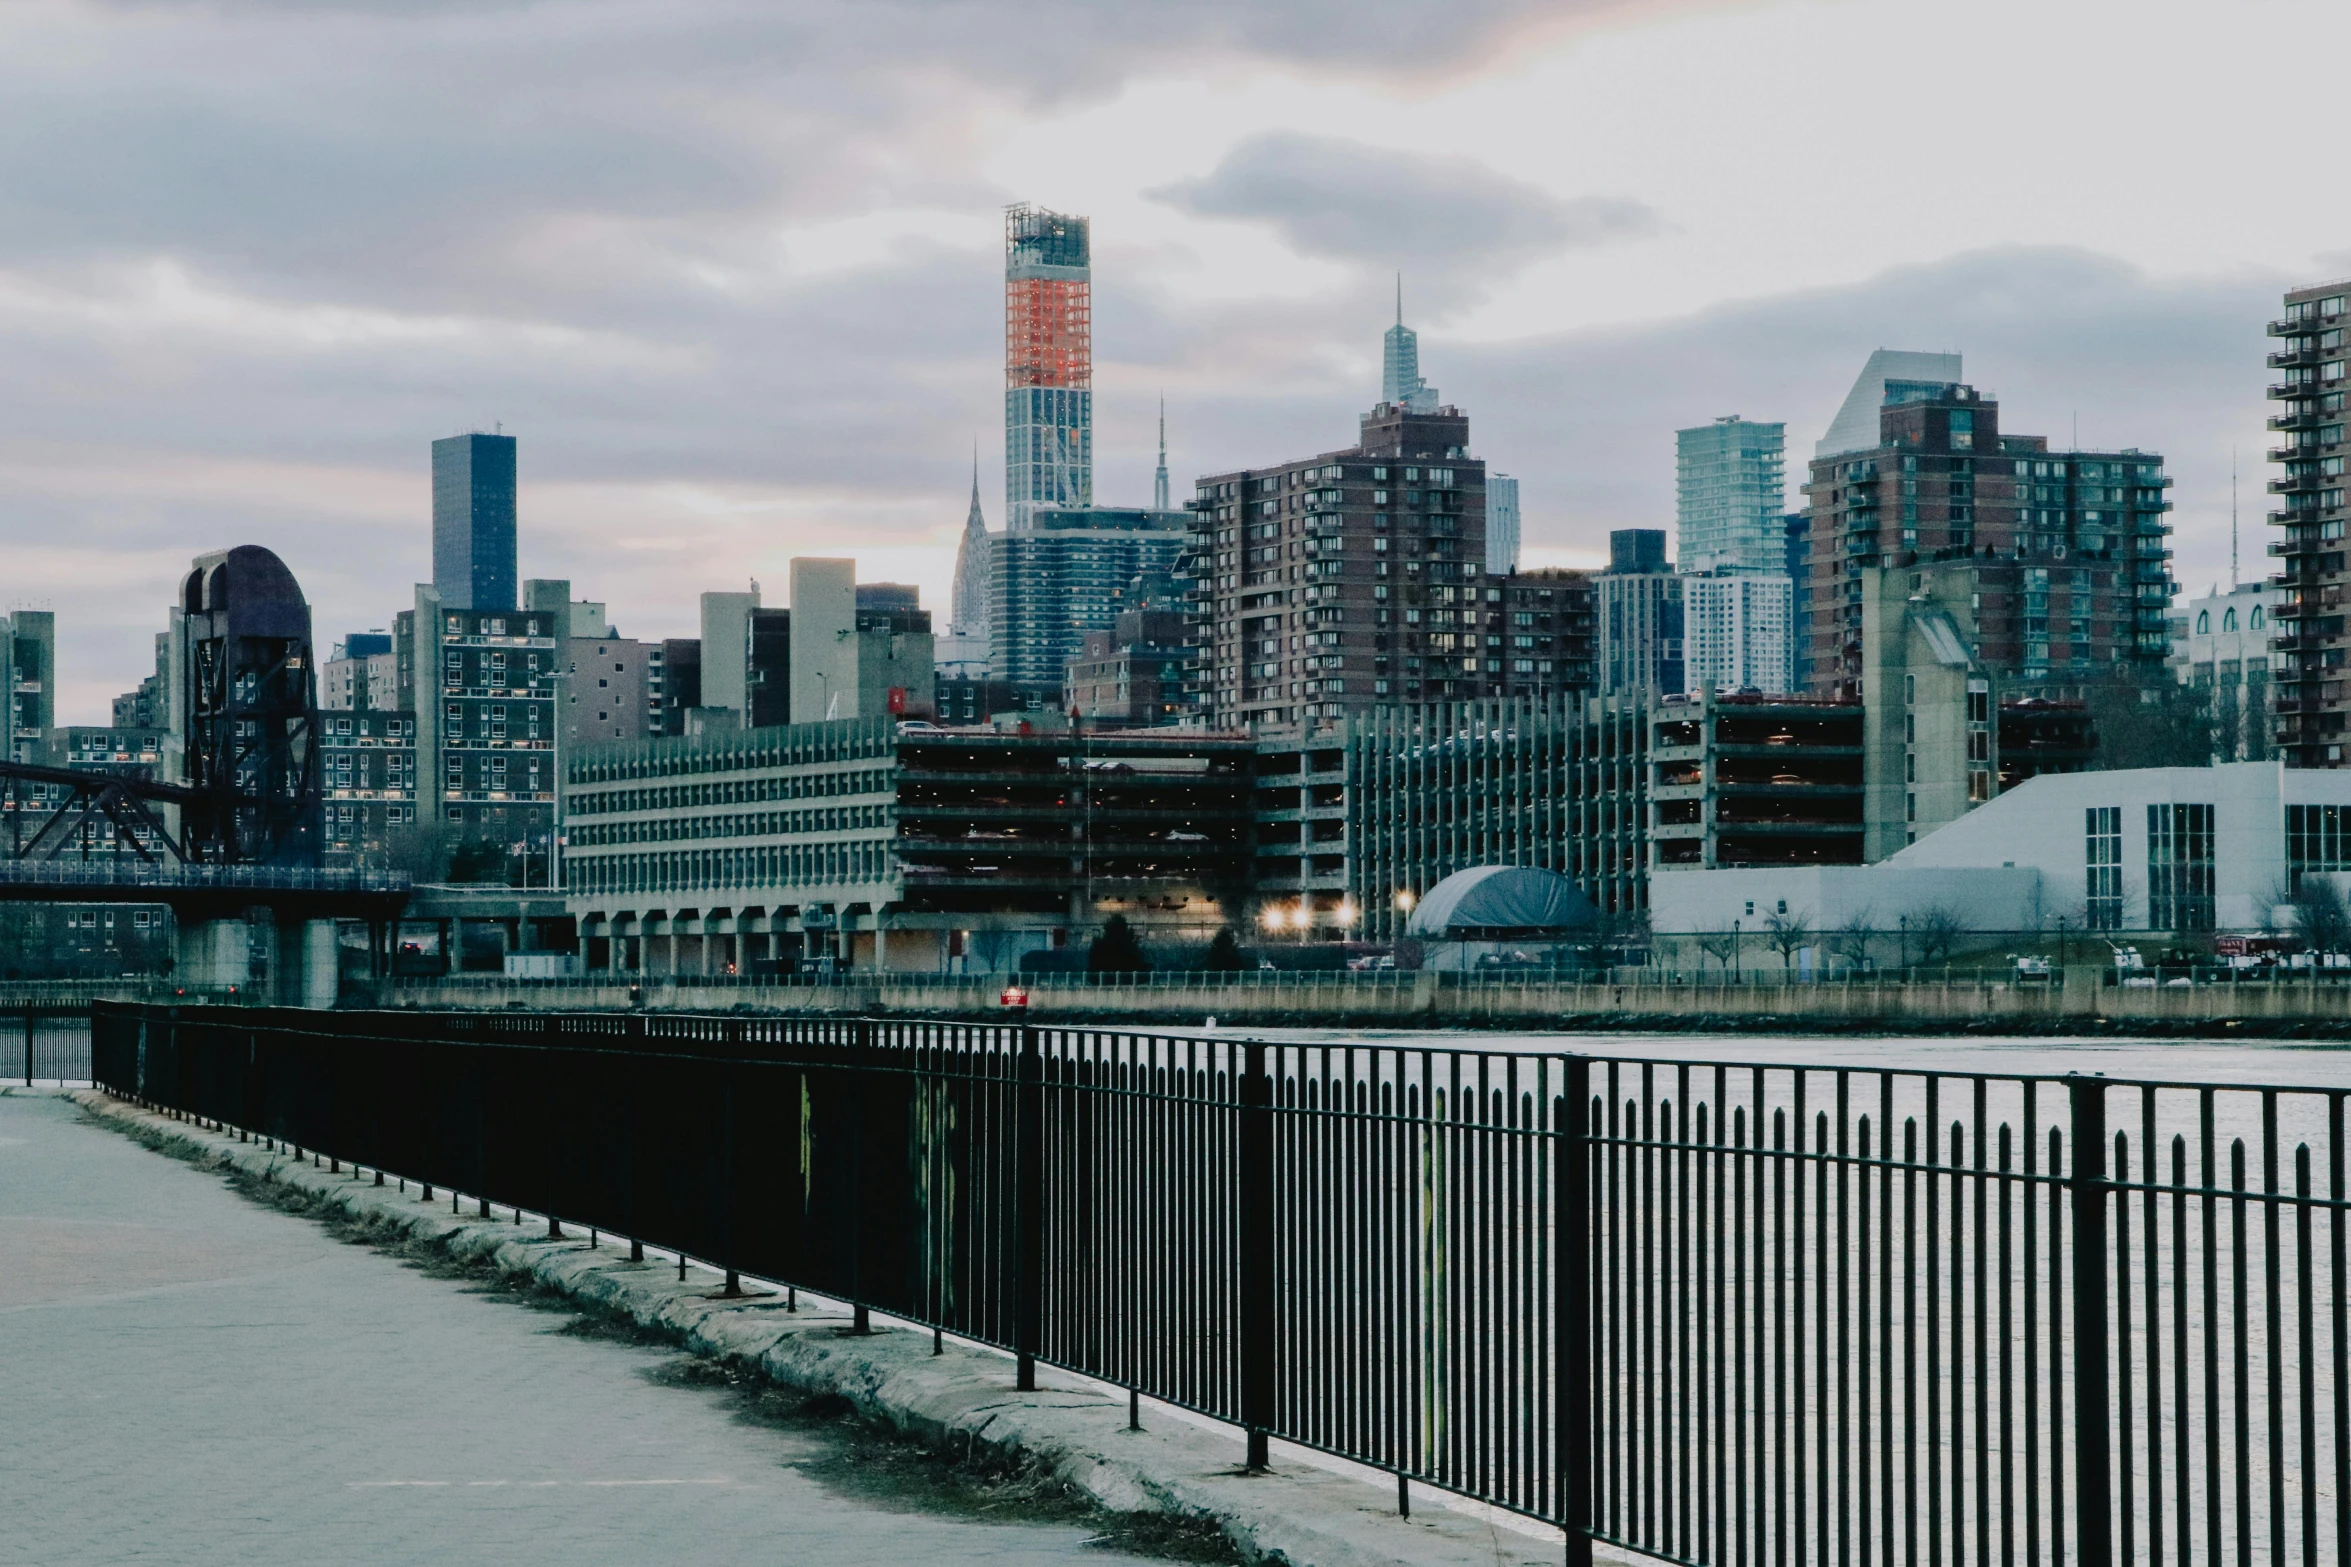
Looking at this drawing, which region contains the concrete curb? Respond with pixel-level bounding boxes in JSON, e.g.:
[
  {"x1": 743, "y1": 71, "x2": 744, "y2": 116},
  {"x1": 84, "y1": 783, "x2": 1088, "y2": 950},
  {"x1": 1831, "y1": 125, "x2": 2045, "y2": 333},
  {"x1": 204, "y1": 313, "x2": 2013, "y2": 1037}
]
[{"x1": 74, "y1": 1091, "x2": 1574, "y2": 1567}]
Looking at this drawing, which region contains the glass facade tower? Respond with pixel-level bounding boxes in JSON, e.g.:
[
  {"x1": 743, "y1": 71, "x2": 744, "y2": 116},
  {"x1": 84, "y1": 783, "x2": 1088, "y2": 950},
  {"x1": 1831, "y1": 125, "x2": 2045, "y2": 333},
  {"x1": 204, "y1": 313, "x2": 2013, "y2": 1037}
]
[
  {"x1": 1675, "y1": 416, "x2": 1787, "y2": 576},
  {"x1": 431, "y1": 432, "x2": 518, "y2": 612},
  {"x1": 1004, "y1": 205, "x2": 1092, "y2": 530}
]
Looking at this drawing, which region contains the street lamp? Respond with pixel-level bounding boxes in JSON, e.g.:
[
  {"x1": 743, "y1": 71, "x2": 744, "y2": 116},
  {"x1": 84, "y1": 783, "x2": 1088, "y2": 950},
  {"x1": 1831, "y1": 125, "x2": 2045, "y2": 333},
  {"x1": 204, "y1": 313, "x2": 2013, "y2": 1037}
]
[{"x1": 1732, "y1": 917, "x2": 1741, "y2": 983}]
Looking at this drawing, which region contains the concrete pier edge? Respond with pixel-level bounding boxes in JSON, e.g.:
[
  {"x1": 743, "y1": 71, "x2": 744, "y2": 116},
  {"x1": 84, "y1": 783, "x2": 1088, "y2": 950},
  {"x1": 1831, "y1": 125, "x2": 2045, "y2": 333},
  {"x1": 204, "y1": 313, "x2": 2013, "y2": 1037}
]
[
  {"x1": 72, "y1": 1090, "x2": 1574, "y2": 1567},
  {"x1": 342, "y1": 972, "x2": 2351, "y2": 1039}
]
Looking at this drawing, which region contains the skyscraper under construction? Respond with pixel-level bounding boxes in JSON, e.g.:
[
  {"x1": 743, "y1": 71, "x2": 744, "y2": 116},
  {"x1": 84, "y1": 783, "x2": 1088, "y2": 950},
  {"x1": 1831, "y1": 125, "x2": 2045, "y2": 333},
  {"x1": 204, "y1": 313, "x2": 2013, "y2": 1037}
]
[{"x1": 1004, "y1": 204, "x2": 1091, "y2": 530}]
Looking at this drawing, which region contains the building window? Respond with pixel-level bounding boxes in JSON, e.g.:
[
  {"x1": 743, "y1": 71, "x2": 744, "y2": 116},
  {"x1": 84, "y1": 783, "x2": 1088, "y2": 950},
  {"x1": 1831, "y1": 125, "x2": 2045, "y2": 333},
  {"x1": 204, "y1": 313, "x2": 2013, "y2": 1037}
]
[
  {"x1": 2287, "y1": 803, "x2": 2351, "y2": 894},
  {"x1": 2147, "y1": 802, "x2": 2215, "y2": 932},
  {"x1": 2086, "y1": 807, "x2": 2122, "y2": 930}
]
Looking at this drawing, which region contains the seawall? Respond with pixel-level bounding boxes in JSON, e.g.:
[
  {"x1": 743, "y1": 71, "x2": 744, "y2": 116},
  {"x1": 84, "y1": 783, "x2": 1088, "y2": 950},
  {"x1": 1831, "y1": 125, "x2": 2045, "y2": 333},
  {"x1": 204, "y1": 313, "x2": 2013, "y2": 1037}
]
[{"x1": 342, "y1": 970, "x2": 2351, "y2": 1039}]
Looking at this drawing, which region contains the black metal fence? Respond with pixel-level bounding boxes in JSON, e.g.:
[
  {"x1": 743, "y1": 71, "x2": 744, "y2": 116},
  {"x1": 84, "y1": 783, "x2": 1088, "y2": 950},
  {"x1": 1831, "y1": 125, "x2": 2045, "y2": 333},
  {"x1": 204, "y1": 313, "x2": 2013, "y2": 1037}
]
[
  {"x1": 91, "y1": 1004, "x2": 2351, "y2": 1566},
  {"x1": 10, "y1": 1005, "x2": 93, "y2": 1084}
]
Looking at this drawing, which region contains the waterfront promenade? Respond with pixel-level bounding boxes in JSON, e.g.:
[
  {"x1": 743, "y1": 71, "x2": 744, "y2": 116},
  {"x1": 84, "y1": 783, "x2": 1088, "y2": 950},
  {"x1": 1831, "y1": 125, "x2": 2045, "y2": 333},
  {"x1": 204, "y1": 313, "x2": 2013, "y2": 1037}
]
[{"x1": 0, "y1": 1090, "x2": 1135, "y2": 1566}]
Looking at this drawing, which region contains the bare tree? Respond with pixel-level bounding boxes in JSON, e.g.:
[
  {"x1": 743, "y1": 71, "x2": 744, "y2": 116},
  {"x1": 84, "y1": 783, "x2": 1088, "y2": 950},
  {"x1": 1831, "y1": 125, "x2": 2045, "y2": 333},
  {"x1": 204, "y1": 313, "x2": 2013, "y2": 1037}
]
[
  {"x1": 1763, "y1": 908, "x2": 1813, "y2": 977},
  {"x1": 383, "y1": 821, "x2": 453, "y2": 884},
  {"x1": 1829, "y1": 909, "x2": 1876, "y2": 974},
  {"x1": 1909, "y1": 904, "x2": 1967, "y2": 969},
  {"x1": 2085, "y1": 673, "x2": 2215, "y2": 770},
  {"x1": 967, "y1": 928, "x2": 1032, "y2": 975},
  {"x1": 1693, "y1": 923, "x2": 1741, "y2": 977},
  {"x1": 2285, "y1": 876, "x2": 2351, "y2": 959}
]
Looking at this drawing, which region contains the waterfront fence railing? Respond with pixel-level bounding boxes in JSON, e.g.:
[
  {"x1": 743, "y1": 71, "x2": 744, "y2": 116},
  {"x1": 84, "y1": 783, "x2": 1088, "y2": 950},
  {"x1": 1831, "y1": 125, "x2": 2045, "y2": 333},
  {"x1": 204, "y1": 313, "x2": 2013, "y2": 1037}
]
[
  {"x1": 92, "y1": 1003, "x2": 2351, "y2": 1567},
  {"x1": 8, "y1": 1002, "x2": 93, "y2": 1084}
]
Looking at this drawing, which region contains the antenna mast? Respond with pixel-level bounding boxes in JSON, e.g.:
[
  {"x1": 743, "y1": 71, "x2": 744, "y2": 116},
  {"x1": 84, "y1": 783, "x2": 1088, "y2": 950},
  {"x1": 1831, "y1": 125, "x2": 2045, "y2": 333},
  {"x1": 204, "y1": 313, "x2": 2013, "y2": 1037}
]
[{"x1": 2231, "y1": 448, "x2": 2239, "y2": 588}]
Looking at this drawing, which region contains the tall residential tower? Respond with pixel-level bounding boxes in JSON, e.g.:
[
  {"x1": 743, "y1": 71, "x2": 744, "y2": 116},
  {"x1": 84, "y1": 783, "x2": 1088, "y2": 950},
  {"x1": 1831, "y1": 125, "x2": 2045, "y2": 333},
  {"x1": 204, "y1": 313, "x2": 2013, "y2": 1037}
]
[
  {"x1": 1799, "y1": 364, "x2": 2175, "y2": 700},
  {"x1": 1004, "y1": 204, "x2": 1091, "y2": 529},
  {"x1": 2269, "y1": 284, "x2": 2351, "y2": 765},
  {"x1": 1676, "y1": 416, "x2": 1786, "y2": 575},
  {"x1": 0, "y1": 610, "x2": 55, "y2": 765}
]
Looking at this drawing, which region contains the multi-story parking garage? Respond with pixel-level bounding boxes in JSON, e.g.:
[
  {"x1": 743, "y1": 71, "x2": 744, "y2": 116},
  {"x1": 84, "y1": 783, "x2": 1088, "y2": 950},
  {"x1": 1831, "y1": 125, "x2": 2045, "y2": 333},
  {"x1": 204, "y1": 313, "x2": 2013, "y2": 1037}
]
[{"x1": 563, "y1": 718, "x2": 1257, "y2": 975}]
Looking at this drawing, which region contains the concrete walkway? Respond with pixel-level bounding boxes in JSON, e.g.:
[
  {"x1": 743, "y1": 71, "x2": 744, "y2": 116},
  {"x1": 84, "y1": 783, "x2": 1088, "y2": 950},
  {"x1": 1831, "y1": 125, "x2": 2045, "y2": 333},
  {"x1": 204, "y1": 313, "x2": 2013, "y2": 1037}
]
[{"x1": 0, "y1": 1090, "x2": 1120, "y2": 1566}]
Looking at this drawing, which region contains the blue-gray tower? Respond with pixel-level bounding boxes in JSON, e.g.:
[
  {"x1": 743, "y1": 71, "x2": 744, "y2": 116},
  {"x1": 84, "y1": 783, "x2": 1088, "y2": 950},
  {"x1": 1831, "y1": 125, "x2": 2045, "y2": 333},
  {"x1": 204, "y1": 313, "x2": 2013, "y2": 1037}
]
[
  {"x1": 1381, "y1": 277, "x2": 1438, "y2": 413},
  {"x1": 431, "y1": 432, "x2": 518, "y2": 612}
]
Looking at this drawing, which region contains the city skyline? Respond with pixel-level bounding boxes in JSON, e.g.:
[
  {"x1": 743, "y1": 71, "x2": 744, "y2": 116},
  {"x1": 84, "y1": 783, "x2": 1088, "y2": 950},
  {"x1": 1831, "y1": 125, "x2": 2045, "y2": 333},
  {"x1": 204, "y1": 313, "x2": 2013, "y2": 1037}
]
[{"x1": 0, "y1": 0, "x2": 2335, "y2": 718}]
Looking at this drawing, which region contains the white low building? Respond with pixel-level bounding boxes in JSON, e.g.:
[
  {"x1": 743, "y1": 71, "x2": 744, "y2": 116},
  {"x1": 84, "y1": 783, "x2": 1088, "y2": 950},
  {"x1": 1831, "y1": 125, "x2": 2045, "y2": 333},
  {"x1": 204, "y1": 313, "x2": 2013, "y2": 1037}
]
[{"x1": 1649, "y1": 760, "x2": 2351, "y2": 944}]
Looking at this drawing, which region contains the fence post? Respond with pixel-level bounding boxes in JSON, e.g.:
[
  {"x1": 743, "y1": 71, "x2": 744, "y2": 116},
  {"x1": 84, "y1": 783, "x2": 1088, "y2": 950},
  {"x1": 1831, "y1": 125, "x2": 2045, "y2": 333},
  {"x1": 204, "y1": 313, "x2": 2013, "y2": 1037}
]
[
  {"x1": 1238, "y1": 1037, "x2": 1275, "y2": 1471},
  {"x1": 1013, "y1": 1021, "x2": 1043, "y2": 1390},
  {"x1": 22, "y1": 1006, "x2": 31, "y2": 1086},
  {"x1": 2068, "y1": 1074, "x2": 2114, "y2": 1567},
  {"x1": 1557, "y1": 1056, "x2": 1593, "y2": 1567}
]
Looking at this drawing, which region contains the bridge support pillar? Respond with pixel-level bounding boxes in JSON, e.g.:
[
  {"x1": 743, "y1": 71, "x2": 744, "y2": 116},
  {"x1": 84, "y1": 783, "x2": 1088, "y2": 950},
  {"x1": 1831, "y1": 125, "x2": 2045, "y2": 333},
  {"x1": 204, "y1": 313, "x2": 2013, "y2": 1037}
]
[
  {"x1": 176, "y1": 918, "x2": 252, "y2": 996},
  {"x1": 173, "y1": 912, "x2": 337, "y2": 1007},
  {"x1": 278, "y1": 918, "x2": 338, "y2": 1010}
]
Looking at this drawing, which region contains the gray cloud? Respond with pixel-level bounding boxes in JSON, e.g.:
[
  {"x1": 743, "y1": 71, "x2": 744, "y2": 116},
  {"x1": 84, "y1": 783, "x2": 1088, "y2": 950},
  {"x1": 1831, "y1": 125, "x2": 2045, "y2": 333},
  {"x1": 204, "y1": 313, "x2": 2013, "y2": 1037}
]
[
  {"x1": 87, "y1": 0, "x2": 1665, "y2": 81},
  {"x1": 1444, "y1": 248, "x2": 2278, "y2": 584},
  {"x1": 1100, "y1": 248, "x2": 2278, "y2": 593},
  {"x1": 1150, "y1": 133, "x2": 1660, "y2": 306},
  {"x1": 7, "y1": 240, "x2": 2285, "y2": 721},
  {"x1": 0, "y1": 0, "x2": 2275, "y2": 720}
]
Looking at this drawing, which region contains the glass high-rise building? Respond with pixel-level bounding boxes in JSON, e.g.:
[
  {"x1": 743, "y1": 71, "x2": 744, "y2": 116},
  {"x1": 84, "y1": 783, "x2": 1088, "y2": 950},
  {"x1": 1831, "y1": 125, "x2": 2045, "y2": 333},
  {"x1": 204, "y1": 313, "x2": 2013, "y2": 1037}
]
[
  {"x1": 431, "y1": 432, "x2": 518, "y2": 612},
  {"x1": 989, "y1": 508, "x2": 1186, "y2": 689},
  {"x1": 1675, "y1": 416, "x2": 1786, "y2": 576},
  {"x1": 1381, "y1": 284, "x2": 1439, "y2": 414},
  {"x1": 1487, "y1": 474, "x2": 1521, "y2": 575},
  {"x1": 1004, "y1": 204, "x2": 1092, "y2": 530}
]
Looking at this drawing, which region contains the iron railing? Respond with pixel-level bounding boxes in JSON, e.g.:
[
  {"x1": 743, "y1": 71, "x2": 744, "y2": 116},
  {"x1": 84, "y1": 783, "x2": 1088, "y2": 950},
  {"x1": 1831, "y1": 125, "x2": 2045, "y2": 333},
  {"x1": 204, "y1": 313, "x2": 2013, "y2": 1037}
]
[
  {"x1": 0, "y1": 861, "x2": 408, "y2": 892},
  {"x1": 11, "y1": 1005, "x2": 94, "y2": 1084},
  {"x1": 91, "y1": 1003, "x2": 2351, "y2": 1566}
]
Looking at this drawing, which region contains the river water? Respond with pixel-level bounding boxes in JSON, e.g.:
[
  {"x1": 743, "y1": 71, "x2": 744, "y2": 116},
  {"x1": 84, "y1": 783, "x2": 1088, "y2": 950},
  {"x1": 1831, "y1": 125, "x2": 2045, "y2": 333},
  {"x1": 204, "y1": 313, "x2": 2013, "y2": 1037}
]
[{"x1": 1200, "y1": 1025, "x2": 2351, "y2": 1090}]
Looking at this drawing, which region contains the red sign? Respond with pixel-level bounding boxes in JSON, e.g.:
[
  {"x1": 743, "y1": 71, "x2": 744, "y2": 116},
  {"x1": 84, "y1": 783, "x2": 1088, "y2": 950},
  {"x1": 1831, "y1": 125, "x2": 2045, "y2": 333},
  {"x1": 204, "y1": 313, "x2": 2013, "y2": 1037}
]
[{"x1": 887, "y1": 687, "x2": 907, "y2": 715}]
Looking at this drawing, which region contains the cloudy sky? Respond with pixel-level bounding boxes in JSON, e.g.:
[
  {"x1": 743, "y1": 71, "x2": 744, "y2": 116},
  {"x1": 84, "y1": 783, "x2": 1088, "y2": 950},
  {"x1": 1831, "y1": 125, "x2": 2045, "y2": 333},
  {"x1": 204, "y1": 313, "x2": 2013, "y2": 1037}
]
[{"x1": 2, "y1": 0, "x2": 2341, "y2": 719}]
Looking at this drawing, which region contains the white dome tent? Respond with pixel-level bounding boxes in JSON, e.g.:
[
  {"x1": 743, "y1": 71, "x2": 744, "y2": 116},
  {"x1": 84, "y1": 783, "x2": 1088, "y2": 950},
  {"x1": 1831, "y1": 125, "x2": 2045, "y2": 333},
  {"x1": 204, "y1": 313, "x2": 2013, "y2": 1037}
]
[{"x1": 1403, "y1": 866, "x2": 1598, "y2": 972}]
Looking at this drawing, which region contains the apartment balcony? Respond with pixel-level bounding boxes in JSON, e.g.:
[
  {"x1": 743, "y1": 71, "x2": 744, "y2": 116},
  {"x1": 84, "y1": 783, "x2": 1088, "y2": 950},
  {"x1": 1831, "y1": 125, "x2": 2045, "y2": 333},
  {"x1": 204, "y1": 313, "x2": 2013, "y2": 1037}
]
[
  {"x1": 2272, "y1": 408, "x2": 2324, "y2": 431},
  {"x1": 2271, "y1": 382, "x2": 2320, "y2": 401},
  {"x1": 2271, "y1": 345, "x2": 2326, "y2": 369},
  {"x1": 2272, "y1": 472, "x2": 2330, "y2": 495},
  {"x1": 2271, "y1": 317, "x2": 2308, "y2": 337}
]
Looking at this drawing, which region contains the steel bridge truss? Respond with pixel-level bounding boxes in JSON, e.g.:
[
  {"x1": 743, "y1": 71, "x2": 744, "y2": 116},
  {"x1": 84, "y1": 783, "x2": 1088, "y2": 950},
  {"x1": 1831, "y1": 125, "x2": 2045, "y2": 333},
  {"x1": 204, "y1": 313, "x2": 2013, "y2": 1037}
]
[{"x1": 0, "y1": 761, "x2": 194, "y2": 866}]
